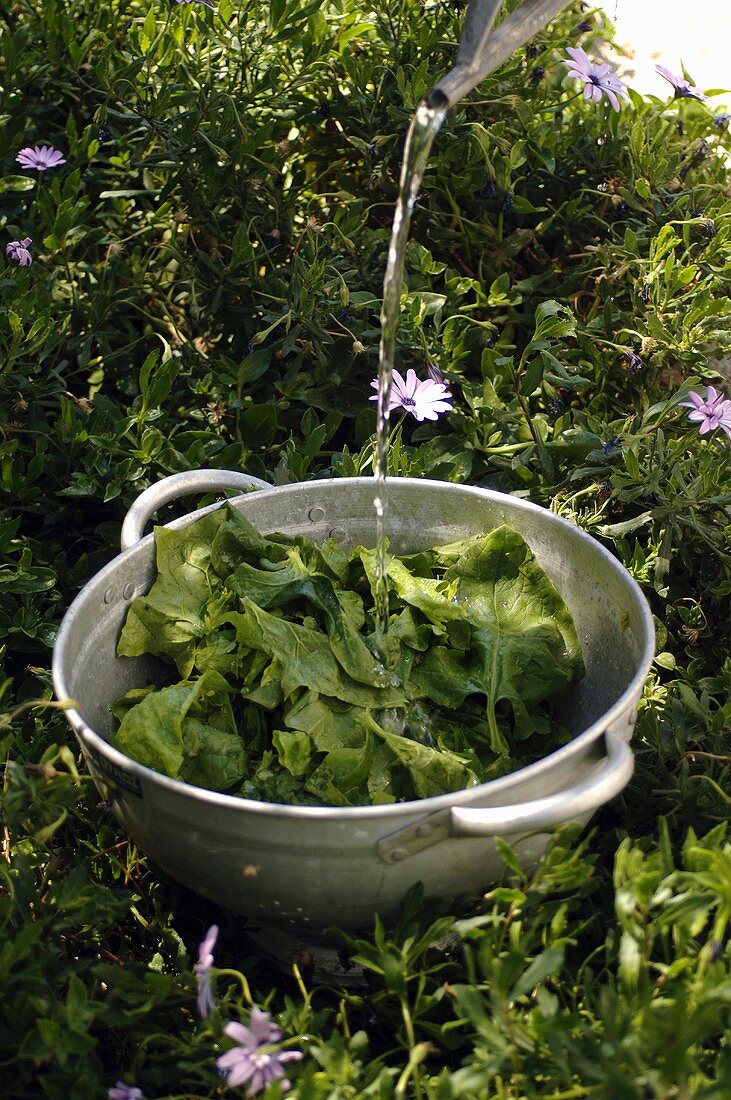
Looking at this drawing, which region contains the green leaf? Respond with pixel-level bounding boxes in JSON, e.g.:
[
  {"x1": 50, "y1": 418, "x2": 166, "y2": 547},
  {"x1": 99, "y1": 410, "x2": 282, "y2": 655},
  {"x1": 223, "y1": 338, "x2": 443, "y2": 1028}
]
[
  {"x1": 509, "y1": 140, "x2": 527, "y2": 169},
  {"x1": 114, "y1": 675, "x2": 223, "y2": 778},
  {"x1": 636, "y1": 177, "x2": 651, "y2": 199},
  {"x1": 227, "y1": 543, "x2": 388, "y2": 686},
  {"x1": 118, "y1": 510, "x2": 227, "y2": 677},
  {"x1": 140, "y1": 5, "x2": 157, "y2": 51},
  {"x1": 181, "y1": 718, "x2": 247, "y2": 790},
  {"x1": 117, "y1": 670, "x2": 239, "y2": 785},
  {"x1": 0, "y1": 175, "x2": 36, "y2": 193},
  {"x1": 273, "y1": 728, "x2": 312, "y2": 776},
  {"x1": 531, "y1": 300, "x2": 577, "y2": 344},
  {"x1": 285, "y1": 692, "x2": 365, "y2": 752},
  {"x1": 416, "y1": 527, "x2": 584, "y2": 752},
  {"x1": 364, "y1": 712, "x2": 478, "y2": 800},
  {"x1": 113, "y1": 508, "x2": 583, "y2": 805},
  {"x1": 406, "y1": 240, "x2": 447, "y2": 276},
  {"x1": 509, "y1": 944, "x2": 565, "y2": 1000},
  {"x1": 494, "y1": 836, "x2": 525, "y2": 879},
  {"x1": 66, "y1": 975, "x2": 89, "y2": 1029},
  {"x1": 519, "y1": 356, "x2": 544, "y2": 396},
  {"x1": 305, "y1": 738, "x2": 374, "y2": 805},
  {"x1": 227, "y1": 601, "x2": 405, "y2": 708},
  {"x1": 488, "y1": 272, "x2": 513, "y2": 306}
]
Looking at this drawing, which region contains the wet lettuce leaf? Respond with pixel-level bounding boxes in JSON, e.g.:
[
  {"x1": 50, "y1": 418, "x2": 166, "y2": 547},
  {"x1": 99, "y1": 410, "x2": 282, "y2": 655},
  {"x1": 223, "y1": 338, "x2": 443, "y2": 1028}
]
[
  {"x1": 181, "y1": 718, "x2": 247, "y2": 791},
  {"x1": 114, "y1": 669, "x2": 244, "y2": 787},
  {"x1": 225, "y1": 601, "x2": 406, "y2": 708},
  {"x1": 117, "y1": 512, "x2": 227, "y2": 678},
  {"x1": 113, "y1": 505, "x2": 583, "y2": 805},
  {"x1": 413, "y1": 526, "x2": 584, "y2": 753}
]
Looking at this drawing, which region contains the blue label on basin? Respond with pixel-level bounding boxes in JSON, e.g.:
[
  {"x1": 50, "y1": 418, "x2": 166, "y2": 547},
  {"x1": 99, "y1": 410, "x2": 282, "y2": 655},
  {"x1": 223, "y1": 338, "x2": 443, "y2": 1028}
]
[{"x1": 87, "y1": 748, "x2": 144, "y2": 798}]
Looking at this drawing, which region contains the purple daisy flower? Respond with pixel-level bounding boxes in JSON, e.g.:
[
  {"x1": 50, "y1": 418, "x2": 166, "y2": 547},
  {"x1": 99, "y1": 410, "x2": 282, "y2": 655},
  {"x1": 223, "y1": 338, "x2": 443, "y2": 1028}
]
[
  {"x1": 107, "y1": 1083, "x2": 143, "y2": 1100},
  {"x1": 680, "y1": 386, "x2": 731, "y2": 439},
  {"x1": 226, "y1": 1006, "x2": 283, "y2": 1049},
  {"x1": 563, "y1": 47, "x2": 629, "y2": 112},
  {"x1": 216, "y1": 1010, "x2": 303, "y2": 1095},
  {"x1": 623, "y1": 350, "x2": 644, "y2": 375},
  {"x1": 655, "y1": 65, "x2": 707, "y2": 102},
  {"x1": 15, "y1": 144, "x2": 66, "y2": 171},
  {"x1": 370, "y1": 368, "x2": 453, "y2": 422},
  {"x1": 194, "y1": 923, "x2": 218, "y2": 1018},
  {"x1": 6, "y1": 237, "x2": 32, "y2": 267}
]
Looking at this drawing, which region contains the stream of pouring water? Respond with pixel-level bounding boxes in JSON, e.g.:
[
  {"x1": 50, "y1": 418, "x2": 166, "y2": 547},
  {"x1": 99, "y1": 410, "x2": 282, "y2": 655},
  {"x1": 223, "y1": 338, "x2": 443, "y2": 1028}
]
[{"x1": 373, "y1": 103, "x2": 446, "y2": 650}]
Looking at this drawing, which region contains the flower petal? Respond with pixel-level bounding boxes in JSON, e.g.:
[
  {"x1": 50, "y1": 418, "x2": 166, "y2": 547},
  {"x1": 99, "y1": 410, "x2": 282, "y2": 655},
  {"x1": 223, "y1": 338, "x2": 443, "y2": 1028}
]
[
  {"x1": 249, "y1": 1007, "x2": 282, "y2": 1044},
  {"x1": 656, "y1": 65, "x2": 679, "y2": 85},
  {"x1": 565, "y1": 65, "x2": 588, "y2": 81},
  {"x1": 217, "y1": 1048, "x2": 248, "y2": 1071},
  {"x1": 402, "y1": 368, "x2": 420, "y2": 399},
  {"x1": 224, "y1": 1021, "x2": 256, "y2": 1046},
  {"x1": 603, "y1": 87, "x2": 620, "y2": 112},
  {"x1": 226, "y1": 1059, "x2": 257, "y2": 1089},
  {"x1": 565, "y1": 46, "x2": 591, "y2": 72},
  {"x1": 199, "y1": 924, "x2": 218, "y2": 961},
  {"x1": 390, "y1": 369, "x2": 408, "y2": 402}
]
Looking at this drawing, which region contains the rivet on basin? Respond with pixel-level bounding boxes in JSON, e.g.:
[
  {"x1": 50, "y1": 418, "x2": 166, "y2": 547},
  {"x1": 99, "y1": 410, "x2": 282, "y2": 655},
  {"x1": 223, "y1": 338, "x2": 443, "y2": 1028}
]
[
  {"x1": 329, "y1": 527, "x2": 346, "y2": 543},
  {"x1": 122, "y1": 582, "x2": 136, "y2": 600},
  {"x1": 103, "y1": 586, "x2": 116, "y2": 604},
  {"x1": 308, "y1": 505, "x2": 326, "y2": 522},
  {"x1": 415, "y1": 823, "x2": 432, "y2": 838},
  {"x1": 391, "y1": 847, "x2": 408, "y2": 862}
]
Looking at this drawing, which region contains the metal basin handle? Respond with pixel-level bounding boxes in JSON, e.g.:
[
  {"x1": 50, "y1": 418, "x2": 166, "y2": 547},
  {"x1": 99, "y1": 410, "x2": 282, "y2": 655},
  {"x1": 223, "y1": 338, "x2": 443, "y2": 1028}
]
[
  {"x1": 377, "y1": 733, "x2": 634, "y2": 863},
  {"x1": 120, "y1": 469, "x2": 270, "y2": 550}
]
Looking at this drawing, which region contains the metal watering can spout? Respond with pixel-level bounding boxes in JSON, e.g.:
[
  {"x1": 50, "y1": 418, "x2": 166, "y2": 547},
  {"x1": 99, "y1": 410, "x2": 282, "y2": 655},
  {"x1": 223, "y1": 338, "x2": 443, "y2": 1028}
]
[{"x1": 426, "y1": 0, "x2": 573, "y2": 110}]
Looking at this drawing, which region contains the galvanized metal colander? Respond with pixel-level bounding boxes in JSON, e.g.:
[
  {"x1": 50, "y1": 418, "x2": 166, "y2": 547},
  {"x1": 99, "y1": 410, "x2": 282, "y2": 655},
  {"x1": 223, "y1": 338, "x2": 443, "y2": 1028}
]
[{"x1": 53, "y1": 473, "x2": 654, "y2": 939}]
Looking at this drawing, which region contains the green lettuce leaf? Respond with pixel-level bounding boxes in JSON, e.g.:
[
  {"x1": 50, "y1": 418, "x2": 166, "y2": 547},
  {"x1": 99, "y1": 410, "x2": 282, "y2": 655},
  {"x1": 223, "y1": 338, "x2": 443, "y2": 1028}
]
[
  {"x1": 272, "y1": 728, "x2": 312, "y2": 776},
  {"x1": 113, "y1": 670, "x2": 238, "y2": 785},
  {"x1": 225, "y1": 600, "x2": 407, "y2": 708},
  {"x1": 227, "y1": 544, "x2": 385, "y2": 687},
  {"x1": 117, "y1": 511, "x2": 227, "y2": 677},
  {"x1": 304, "y1": 734, "x2": 375, "y2": 807},
  {"x1": 437, "y1": 525, "x2": 583, "y2": 752},
  {"x1": 113, "y1": 506, "x2": 585, "y2": 806},
  {"x1": 363, "y1": 712, "x2": 479, "y2": 800},
  {"x1": 284, "y1": 691, "x2": 366, "y2": 752},
  {"x1": 209, "y1": 506, "x2": 286, "y2": 573},
  {"x1": 181, "y1": 717, "x2": 247, "y2": 790}
]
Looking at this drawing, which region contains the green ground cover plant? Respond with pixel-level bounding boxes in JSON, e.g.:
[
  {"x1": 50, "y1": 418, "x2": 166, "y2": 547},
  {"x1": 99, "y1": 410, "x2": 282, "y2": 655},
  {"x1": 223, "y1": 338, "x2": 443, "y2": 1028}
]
[{"x1": 1, "y1": 1, "x2": 729, "y2": 1097}]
